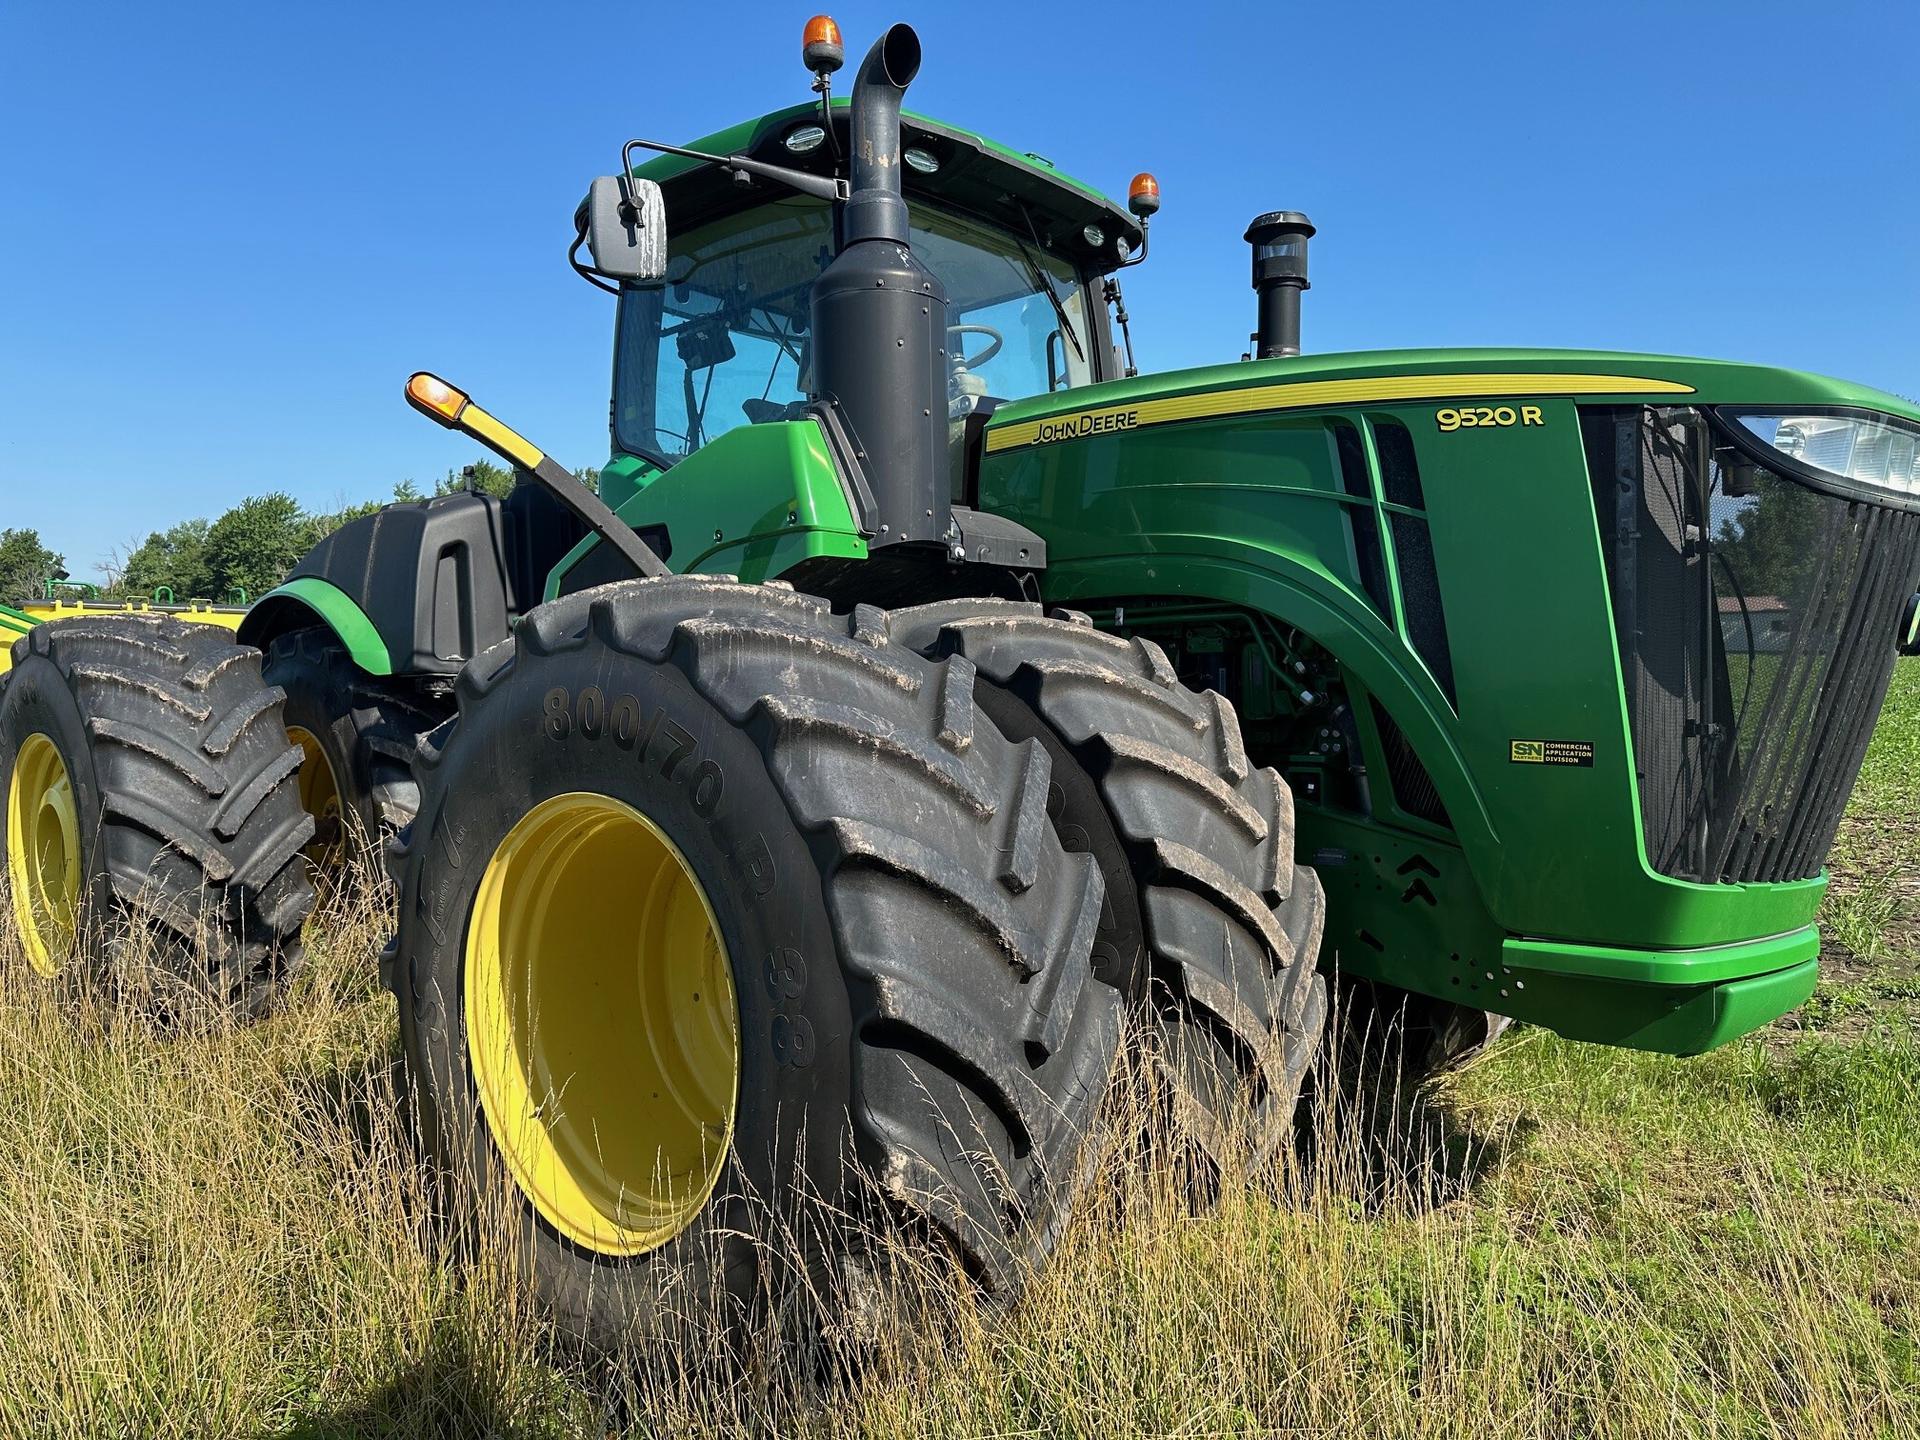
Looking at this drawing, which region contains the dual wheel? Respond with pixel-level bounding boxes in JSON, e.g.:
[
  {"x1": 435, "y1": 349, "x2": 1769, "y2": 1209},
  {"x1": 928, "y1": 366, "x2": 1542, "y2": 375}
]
[
  {"x1": 0, "y1": 585, "x2": 1336, "y2": 1348},
  {"x1": 0, "y1": 616, "x2": 314, "y2": 1019},
  {"x1": 389, "y1": 578, "x2": 1329, "y2": 1345},
  {"x1": 0, "y1": 619, "x2": 433, "y2": 1011}
]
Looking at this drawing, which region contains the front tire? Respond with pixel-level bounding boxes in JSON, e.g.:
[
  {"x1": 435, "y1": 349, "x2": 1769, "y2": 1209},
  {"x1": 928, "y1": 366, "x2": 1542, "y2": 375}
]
[
  {"x1": 891, "y1": 601, "x2": 1330, "y2": 1173},
  {"x1": 390, "y1": 579, "x2": 1121, "y2": 1348},
  {"x1": 262, "y1": 627, "x2": 437, "y2": 870}
]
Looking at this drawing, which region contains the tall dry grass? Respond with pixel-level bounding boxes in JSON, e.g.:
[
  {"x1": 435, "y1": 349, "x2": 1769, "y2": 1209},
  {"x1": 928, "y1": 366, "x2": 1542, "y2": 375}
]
[{"x1": 0, "y1": 853, "x2": 1914, "y2": 1438}]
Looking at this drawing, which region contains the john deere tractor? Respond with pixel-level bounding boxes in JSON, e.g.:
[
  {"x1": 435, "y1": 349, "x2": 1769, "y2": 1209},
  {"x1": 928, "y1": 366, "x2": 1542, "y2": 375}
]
[{"x1": 6, "y1": 17, "x2": 1920, "y2": 1342}]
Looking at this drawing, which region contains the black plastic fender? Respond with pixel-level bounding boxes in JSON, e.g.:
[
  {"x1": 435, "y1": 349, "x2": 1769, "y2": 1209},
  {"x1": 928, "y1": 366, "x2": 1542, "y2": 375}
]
[{"x1": 240, "y1": 486, "x2": 589, "y2": 678}]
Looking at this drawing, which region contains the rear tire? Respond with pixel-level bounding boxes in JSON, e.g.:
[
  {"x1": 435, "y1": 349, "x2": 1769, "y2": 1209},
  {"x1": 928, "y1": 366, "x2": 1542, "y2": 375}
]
[
  {"x1": 0, "y1": 615, "x2": 314, "y2": 1022},
  {"x1": 891, "y1": 601, "x2": 1329, "y2": 1172},
  {"x1": 262, "y1": 627, "x2": 437, "y2": 869},
  {"x1": 389, "y1": 578, "x2": 1121, "y2": 1349}
]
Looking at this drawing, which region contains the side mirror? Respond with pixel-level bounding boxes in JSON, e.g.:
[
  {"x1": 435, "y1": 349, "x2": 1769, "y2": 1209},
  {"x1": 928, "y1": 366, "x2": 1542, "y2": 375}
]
[{"x1": 585, "y1": 175, "x2": 668, "y2": 283}]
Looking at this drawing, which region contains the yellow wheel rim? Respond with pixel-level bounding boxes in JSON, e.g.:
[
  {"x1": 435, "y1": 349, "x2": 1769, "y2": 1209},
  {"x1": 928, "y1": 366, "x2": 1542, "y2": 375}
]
[
  {"x1": 286, "y1": 725, "x2": 344, "y2": 867},
  {"x1": 464, "y1": 791, "x2": 739, "y2": 1257},
  {"x1": 7, "y1": 733, "x2": 81, "y2": 977}
]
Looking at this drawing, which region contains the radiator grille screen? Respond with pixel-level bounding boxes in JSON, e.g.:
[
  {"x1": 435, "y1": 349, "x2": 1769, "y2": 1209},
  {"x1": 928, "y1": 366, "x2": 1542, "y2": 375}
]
[{"x1": 1587, "y1": 407, "x2": 1920, "y2": 883}]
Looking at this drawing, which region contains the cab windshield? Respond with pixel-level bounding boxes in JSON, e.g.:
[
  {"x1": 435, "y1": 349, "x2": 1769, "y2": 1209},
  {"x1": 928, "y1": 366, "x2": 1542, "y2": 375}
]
[{"x1": 613, "y1": 197, "x2": 1095, "y2": 462}]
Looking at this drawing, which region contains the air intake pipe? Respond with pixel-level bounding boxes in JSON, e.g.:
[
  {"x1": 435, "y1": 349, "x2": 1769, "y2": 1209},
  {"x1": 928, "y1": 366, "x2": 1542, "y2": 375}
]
[
  {"x1": 1246, "y1": 210, "x2": 1315, "y2": 359},
  {"x1": 810, "y1": 23, "x2": 950, "y2": 549}
]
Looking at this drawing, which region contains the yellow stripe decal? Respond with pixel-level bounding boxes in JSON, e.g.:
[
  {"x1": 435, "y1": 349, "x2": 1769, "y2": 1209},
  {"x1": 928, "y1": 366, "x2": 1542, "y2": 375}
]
[
  {"x1": 461, "y1": 404, "x2": 545, "y2": 471},
  {"x1": 983, "y1": 372, "x2": 1696, "y2": 454}
]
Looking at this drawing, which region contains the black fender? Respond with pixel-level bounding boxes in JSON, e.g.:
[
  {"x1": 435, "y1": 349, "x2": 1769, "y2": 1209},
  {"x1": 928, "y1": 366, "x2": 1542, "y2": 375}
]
[{"x1": 238, "y1": 487, "x2": 587, "y2": 677}]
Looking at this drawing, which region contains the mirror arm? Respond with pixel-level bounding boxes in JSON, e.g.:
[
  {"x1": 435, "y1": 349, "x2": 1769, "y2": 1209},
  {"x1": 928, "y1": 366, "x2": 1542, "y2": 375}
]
[
  {"x1": 568, "y1": 227, "x2": 622, "y2": 295},
  {"x1": 621, "y1": 137, "x2": 847, "y2": 205}
]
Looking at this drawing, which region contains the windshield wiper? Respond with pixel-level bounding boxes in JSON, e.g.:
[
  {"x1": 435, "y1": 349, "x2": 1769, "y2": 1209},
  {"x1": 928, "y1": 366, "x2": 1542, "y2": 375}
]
[{"x1": 1015, "y1": 209, "x2": 1083, "y2": 364}]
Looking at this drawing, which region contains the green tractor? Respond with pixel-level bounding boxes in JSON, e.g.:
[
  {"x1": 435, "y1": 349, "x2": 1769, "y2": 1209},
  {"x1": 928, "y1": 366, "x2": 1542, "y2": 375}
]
[{"x1": 7, "y1": 16, "x2": 1920, "y2": 1342}]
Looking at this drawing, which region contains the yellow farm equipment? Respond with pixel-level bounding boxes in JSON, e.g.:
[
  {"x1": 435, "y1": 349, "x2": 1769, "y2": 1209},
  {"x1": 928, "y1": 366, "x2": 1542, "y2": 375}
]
[{"x1": 0, "y1": 598, "x2": 248, "y2": 676}]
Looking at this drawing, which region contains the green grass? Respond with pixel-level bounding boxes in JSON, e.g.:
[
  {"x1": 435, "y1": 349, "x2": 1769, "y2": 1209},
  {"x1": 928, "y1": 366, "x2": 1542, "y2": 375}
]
[
  {"x1": 1811, "y1": 660, "x2": 1920, "y2": 1030},
  {"x1": 1, "y1": 664, "x2": 1917, "y2": 1437}
]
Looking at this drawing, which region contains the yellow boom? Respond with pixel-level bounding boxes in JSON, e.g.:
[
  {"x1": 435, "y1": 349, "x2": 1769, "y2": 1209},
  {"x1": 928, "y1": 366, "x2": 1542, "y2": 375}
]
[{"x1": 0, "y1": 599, "x2": 248, "y2": 676}]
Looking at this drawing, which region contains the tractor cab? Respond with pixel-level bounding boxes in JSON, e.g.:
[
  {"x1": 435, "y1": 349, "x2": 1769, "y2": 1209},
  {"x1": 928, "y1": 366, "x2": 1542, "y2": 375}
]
[{"x1": 603, "y1": 102, "x2": 1144, "y2": 509}]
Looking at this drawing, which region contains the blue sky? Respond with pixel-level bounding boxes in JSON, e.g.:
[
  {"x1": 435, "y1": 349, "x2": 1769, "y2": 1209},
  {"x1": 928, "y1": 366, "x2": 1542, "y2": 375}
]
[{"x1": 2, "y1": 0, "x2": 1914, "y2": 582}]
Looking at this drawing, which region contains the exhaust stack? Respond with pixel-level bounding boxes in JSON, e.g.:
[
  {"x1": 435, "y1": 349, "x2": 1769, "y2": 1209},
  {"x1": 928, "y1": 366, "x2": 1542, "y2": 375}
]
[
  {"x1": 1246, "y1": 211, "x2": 1314, "y2": 359},
  {"x1": 844, "y1": 24, "x2": 916, "y2": 244},
  {"x1": 810, "y1": 23, "x2": 950, "y2": 549}
]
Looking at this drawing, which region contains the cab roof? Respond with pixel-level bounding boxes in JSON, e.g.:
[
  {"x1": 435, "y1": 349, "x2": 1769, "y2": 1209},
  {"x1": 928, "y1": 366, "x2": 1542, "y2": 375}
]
[{"x1": 629, "y1": 98, "x2": 1143, "y2": 276}]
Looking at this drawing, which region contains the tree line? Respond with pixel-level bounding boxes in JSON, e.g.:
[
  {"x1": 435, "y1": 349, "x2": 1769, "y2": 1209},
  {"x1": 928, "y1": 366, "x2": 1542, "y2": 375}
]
[{"x1": 4, "y1": 460, "x2": 597, "y2": 607}]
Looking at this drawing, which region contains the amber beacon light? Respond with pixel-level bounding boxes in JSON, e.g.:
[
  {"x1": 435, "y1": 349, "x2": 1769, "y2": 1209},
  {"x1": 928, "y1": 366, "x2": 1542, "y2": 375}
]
[
  {"x1": 1127, "y1": 172, "x2": 1161, "y2": 218},
  {"x1": 803, "y1": 15, "x2": 844, "y2": 73}
]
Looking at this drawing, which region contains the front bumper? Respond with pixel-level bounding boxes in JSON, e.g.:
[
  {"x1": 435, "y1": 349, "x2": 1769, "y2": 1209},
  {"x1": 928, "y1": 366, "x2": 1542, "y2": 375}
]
[{"x1": 1501, "y1": 925, "x2": 1821, "y2": 1054}]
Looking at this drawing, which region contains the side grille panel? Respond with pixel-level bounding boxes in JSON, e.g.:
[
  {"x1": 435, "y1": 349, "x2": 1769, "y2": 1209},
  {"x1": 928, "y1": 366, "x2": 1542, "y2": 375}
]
[
  {"x1": 1371, "y1": 696, "x2": 1452, "y2": 829},
  {"x1": 1622, "y1": 411, "x2": 1715, "y2": 875}
]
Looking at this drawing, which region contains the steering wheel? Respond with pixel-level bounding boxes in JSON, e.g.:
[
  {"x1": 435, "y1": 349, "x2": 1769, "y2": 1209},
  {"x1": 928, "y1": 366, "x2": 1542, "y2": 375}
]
[{"x1": 948, "y1": 324, "x2": 1003, "y2": 370}]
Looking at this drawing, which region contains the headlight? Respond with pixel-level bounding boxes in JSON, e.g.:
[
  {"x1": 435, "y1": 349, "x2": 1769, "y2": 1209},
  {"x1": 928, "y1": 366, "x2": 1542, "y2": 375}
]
[
  {"x1": 783, "y1": 124, "x2": 827, "y2": 154},
  {"x1": 1731, "y1": 411, "x2": 1920, "y2": 500}
]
